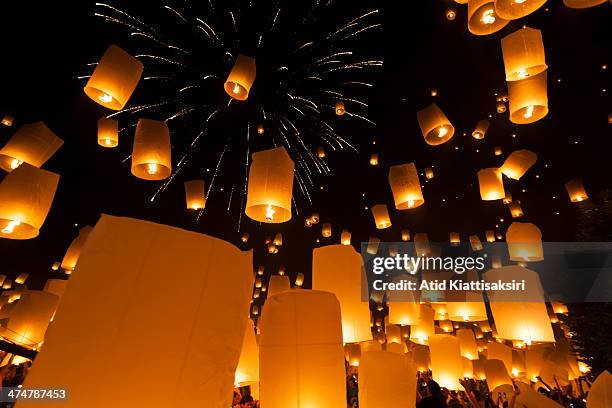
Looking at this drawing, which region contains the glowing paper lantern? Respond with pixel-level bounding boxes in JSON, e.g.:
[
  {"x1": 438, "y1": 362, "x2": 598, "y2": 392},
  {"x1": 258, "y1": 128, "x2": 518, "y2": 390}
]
[
  {"x1": 60, "y1": 226, "x2": 93, "y2": 274},
  {"x1": 462, "y1": 357, "x2": 474, "y2": 378},
  {"x1": 564, "y1": 0, "x2": 608, "y2": 8},
  {"x1": 429, "y1": 334, "x2": 463, "y2": 390},
  {"x1": 369, "y1": 153, "x2": 379, "y2": 166},
  {"x1": 0, "y1": 164, "x2": 59, "y2": 240},
  {"x1": 446, "y1": 298, "x2": 487, "y2": 322},
  {"x1": 414, "y1": 233, "x2": 432, "y2": 257},
  {"x1": 235, "y1": 319, "x2": 259, "y2": 387},
  {"x1": 508, "y1": 71, "x2": 548, "y2": 124},
  {"x1": 456, "y1": 329, "x2": 479, "y2": 360},
  {"x1": 241, "y1": 232, "x2": 250, "y2": 243},
  {"x1": 23, "y1": 215, "x2": 254, "y2": 407},
  {"x1": 257, "y1": 124, "x2": 265, "y2": 135},
  {"x1": 385, "y1": 324, "x2": 402, "y2": 344},
  {"x1": 450, "y1": 232, "x2": 461, "y2": 246},
  {"x1": 359, "y1": 351, "x2": 417, "y2": 408},
  {"x1": 131, "y1": 119, "x2": 172, "y2": 180},
  {"x1": 15, "y1": 273, "x2": 28, "y2": 285},
  {"x1": 425, "y1": 167, "x2": 434, "y2": 179},
  {"x1": 410, "y1": 305, "x2": 435, "y2": 345},
  {"x1": 401, "y1": 229, "x2": 411, "y2": 241},
  {"x1": 322, "y1": 223, "x2": 332, "y2": 237},
  {"x1": 1, "y1": 115, "x2": 14, "y2": 126},
  {"x1": 312, "y1": 245, "x2": 372, "y2": 343},
  {"x1": 416, "y1": 103, "x2": 455, "y2": 145},
  {"x1": 245, "y1": 147, "x2": 294, "y2": 223},
  {"x1": 478, "y1": 168, "x2": 505, "y2": 200},
  {"x1": 508, "y1": 201, "x2": 524, "y2": 218},
  {"x1": 485, "y1": 230, "x2": 496, "y2": 242},
  {"x1": 468, "y1": 0, "x2": 509, "y2": 36},
  {"x1": 506, "y1": 222, "x2": 543, "y2": 262},
  {"x1": 496, "y1": 101, "x2": 507, "y2": 113},
  {"x1": 439, "y1": 319, "x2": 453, "y2": 332},
  {"x1": 317, "y1": 146, "x2": 326, "y2": 158},
  {"x1": 224, "y1": 54, "x2": 256, "y2": 101},
  {"x1": 388, "y1": 163, "x2": 425, "y2": 209},
  {"x1": 500, "y1": 149, "x2": 537, "y2": 180},
  {"x1": 310, "y1": 213, "x2": 320, "y2": 224},
  {"x1": 0, "y1": 122, "x2": 63, "y2": 172},
  {"x1": 341, "y1": 229, "x2": 351, "y2": 245},
  {"x1": 495, "y1": 0, "x2": 546, "y2": 19},
  {"x1": 259, "y1": 290, "x2": 346, "y2": 408},
  {"x1": 335, "y1": 100, "x2": 345, "y2": 115},
  {"x1": 366, "y1": 237, "x2": 380, "y2": 255},
  {"x1": 446, "y1": 8, "x2": 457, "y2": 20},
  {"x1": 97, "y1": 117, "x2": 119, "y2": 148},
  {"x1": 551, "y1": 301, "x2": 568, "y2": 314},
  {"x1": 371, "y1": 204, "x2": 392, "y2": 229},
  {"x1": 469, "y1": 235, "x2": 483, "y2": 251},
  {"x1": 484, "y1": 359, "x2": 513, "y2": 390},
  {"x1": 501, "y1": 27, "x2": 547, "y2": 81},
  {"x1": 525, "y1": 345, "x2": 547, "y2": 382},
  {"x1": 487, "y1": 342, "x2": 513, "y2": 375},
  {"x1": 472, "y1": 119, "x2": 490, "y2": 140},
  {"x1": 267, "y1": 275, "x2": 291, "y2": 297},
  {"x1": 587, "y1": 370, "x2": 612, "y2": 408},
  {"x1": 2, "y1": 279, "x2": 12, "y2": 290},
  {"x1": 345, "y1": 343, "x2": 361, "y2": 366},
  {"x1": 503, "y1": 192, "x2": 513, "y2": 204},
  {"x1": 412, "y1": 344, "x2": 430, "y2": 372},
  {"x1": 273, "y1": 233, "x2": 283, "y2": 246},
  {"x1": 184, "y1": 180, "x2": 206, "y2": 210},
  {"x1": 565, "y1": 178, "x2": 588, "y2": 202},
  {"x1": 294, "y1": 273, "x2": 304, "y2": 287}
]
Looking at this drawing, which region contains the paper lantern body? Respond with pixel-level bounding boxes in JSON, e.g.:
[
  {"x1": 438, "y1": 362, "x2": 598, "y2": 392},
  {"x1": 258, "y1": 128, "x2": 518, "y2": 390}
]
[
  {"x1": 345, "y1": 343, "x2": 362, "y2": 366},
  {"x1": 456, "y1": 329, "x2": 479, "y2": 360},
  {"x1": 429, "y1": 334, "x2": 464, "y2": 390},
  {"x1": 487, "y1": 342, "x2": 513, "y2": 375},
  {"x1": 506, "y1": 222, "x2": 543, "y2": 262},
  {"x1": 235, "y1": 319, "x2": 259, "y2": 387},
  {"x1": 131, "y1": 119, "x2": 172, "y2": 180},
  {"x1": 341, "y1": 229, "x2": 351, "y2": 245},
  {"x1": 450, "y1": 232, "x2": 461, "y2": 245},
  {"x1": 322, "y1": 223, "x2": 332, "y2": 237},
  {"x1": 388, "y1": 163, "x2": 425, "y2": 209},
  {"x1": 425, "y1": 167, "x2": 434, "y2": 179},
  {"x1": 484, "y1": 359, "x2": 513, "y2": 390},
  {"x1": 23, "y1": 215, "x2": 253, "y2": 408},
  {"x1": 97, "y1": 117, "x2": 119, "y2": 148},
  {"x1": 61, "y1": 226, "x2": 93, "y2": 273},
  {"x1": 369, "y1": 153, "x2": 379, "y2": 166},
  {"x1": 15, "y1": 273, "x2": 29, "y2": 285},
  {"x1": 564, "y1": 0, "x2": 607, "y2": 8},
  {"x1": 468, "y1": 0, "x2": 509, "y2": 35},
  {"x1": 0, "y1": 164, "x2": 59, "y2": 239},
  {"x1": 500, "y1": 149, "x2": 537, "y2": 180},
  {"x1": 508, "y1": 71, "x2": 548, "y2": 124},
  {"x1": 335, "y1": 100, "x2": 345, "y2": 115},
  {"x1": 587, "y1": 370, "x2": 612, "y2": 408},
  {"x1": 478, "y1": 168, "x2": 505, "y2": 200},
  {"x1": 565, "y1": 178, "x2": 588, "y2": 202},
  {"x1": 267, "y1": 275, "x2": 291, "y2": 297},
  {"x1": 1, "y1": 115, "x2": 14, "y2": 126},
  {"x1": 447, "y1": 300, "x2": 487, "y2": 322},
  {"x1": 410, "y1": 305, "x2": 435, "y2": 345},
  {"x1": 245, "y1": 147, "x2": 294, "y2": 223},
  {"x1": 495, "y1": 0, "x2": 547, "y2": 19},
  {"x1": 416, "y1": 103, "x2": 455, "y2": 145},
  {"x1": 43, "y1": 279, "x2": 68, "y2": 300},
  {"x1": 359, "y1": 351, "x2": 417, "y2": 408},
  {"x1": 470, "y1": 235, "x2": 484, "y2": 251},
  {"x1": 184, "y1": 180, "x2": 206, "y2": 210},
  {"x1": 312, "y1": 245, "x2": 372, "y2": 343},
  {"x1": 388, "y1": 301, "x2": 421, "y2": 326},
  {"x1": 501, "y1": 27, "x2": 547, "y2": 81},
  {"x1": 472, "y1": 119, "x2": 490, "y2": 139},
  {"x1": 0, "y1": 290, "x2": 59, "y2": 348},
  {"x1": 508, "y1": 201, "x2": 524, "y2": 218},
  {"x1": 0, "y1": 122, "x2": 63, "y2": 172},
  {"x1": 371, "y1": 204, "x2": 392, "y2": 229},
  {"x1": 259, "y1": 290, "x2": 346, "y2": 408},
  {"x1": 224, "y1": 55, "x2": 256, "y2": 101},
  {"x1": 84, "y1": 45, "x2": 143, "y2": 110}
]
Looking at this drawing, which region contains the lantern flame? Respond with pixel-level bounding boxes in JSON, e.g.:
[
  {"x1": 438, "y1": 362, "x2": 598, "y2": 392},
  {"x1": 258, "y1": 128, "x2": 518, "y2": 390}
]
[
  {"x1": 481, "y1": 9, "x2": 496, "y2": 25},
  {"x1": 2, "y1": 220, "x2": 21, "y2": 234},
  {"x1": 524, "y1": 105, "x2": 534, "y2": 119},
  {"x1": 146, "y1": 163, "x2": 158, "y2": 175},
  {"x1": 104, "y1": 138, "x2": 112, "y2": 146},
  {"x1": 232, "y1": 83, "x2": 241, "y2": 94},
  {"x1": 517, "y1": 69, "x2": 529, "y2": 79},
  {"x1": 98, "y1": 93, "x2": 113, "y2": 103},
  {"x1": 10, "y1": 159, "x2": 23, "y2": 170},
  {"x1": 265, "y1": 204, "x2": 276, "y2": 221},
  {"x1": 437, "y1": 126, "x2": 448, "y2": 138},
  {"x1": 515, "y1": 0, "x2": 526, "y2": 3}
]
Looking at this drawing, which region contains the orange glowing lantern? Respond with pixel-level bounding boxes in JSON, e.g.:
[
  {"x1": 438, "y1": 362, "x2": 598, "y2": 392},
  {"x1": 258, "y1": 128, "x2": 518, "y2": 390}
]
[
  {"x1": 508, "y1": 201, "x2": 523, "y2": 218},
  {"x1": 61, "y1": 226, "x2": 93, "y2": 274},
  {"x1": 0, "y1": 122, "x2": 63, "y2": 172},
  {"x1": 564, "y1": 0, "x2": 608, "y2": 8},
  {"x1": 131, "y1": 119, "x2": 172, "y2": 181},
  {"x1": 485, "y1": 230, "x2": 496, "y2": 242},
  {"x1": 184, "y1": 180, "x2": 206, "y2": 210},
  {"x1": 317, "y1": 146, "x2": 326, "y2": 158},
  {"x1": 508, "y1": 71, "x2": 548, "y2": 124},
  {"x1": 388, "y1": 163, "x2": 425, "y2": 209},
  {"x1": 500, "y1": 149, "x2": 537, "y2": 180},
  {"x1": 1, "y1": 115, "x2": 14, "y2": 127},
  {"x1": 450, "y1": 232, "x2": 461, "y2": 246},
  {"x1": 359, "y1": 351, "x2": 417, "y2": 408},
  {"x1": 429, "y1": 334, "x2": 464, "y2": 390},
  {"x1": 478, "y1": 168, "x2": 505, "y2": 200},
  {"x1": 369, "y1": 153, "x2": 379, "y2": 166},
  {"x1": 565, "y1": 179, "x2": 588, "y2": 202},
  {"x1": 417, "y1": 103, "x2": 455, "y2": 145},
  {"x1": 469, "y1": 235, "x2": 483, "y2": 251},
  {"x1": 335, "y1": 100, "x2": 346, "y2": 115},
  {"x1": 341, "y1": 229, "x2": 351, "y2": 245},
  {"x1": 224, "y1": 55, "x2": 256, "y2": 101},
  {"x1": 401, "y1": 229, "x2": 411, "y2": 241},
  {"x1": 468, "y1": 0, "x2": 509, "y2": 36},
  {"x1": 472, "y1": 119, "x2": 490, "y2": 140},
  {"x1": 371, "y1": 204, "x2": 392, "y2": 229},
  {"x1": 97, "y1": 117, "x2": 119, "y2": 148},
  {"x1": 425, "y1": 167, "x2": 434, "y2": 179},
  {"x1": 506, "y1": 222, "x2": 543, "y2": 262},
  {"x1": 501, "y1": 27, "x2": 547, "y2": 81},
  {"x1": 322, "y1": 223, "x2": 332, "y2": 238},
  {"x1": 494, "y1": 146, "x2": 503, "y2": 156}
]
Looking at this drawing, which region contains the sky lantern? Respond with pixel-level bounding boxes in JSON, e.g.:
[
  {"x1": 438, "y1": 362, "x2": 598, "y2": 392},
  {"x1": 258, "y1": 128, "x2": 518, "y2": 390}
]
[
  {"x1": 468, "y1": 0, "x2": 509, "y2": 36},
  {"x1": 359, "y1": 351, "x2": 417, "y2": 408},
  {"x1": 341, "y1": 229, "x2": 351, "y2": 245},
  {"x1": 224, "y1": 54, "x2": 256, "y2": 101},
  {"x1": 412, "y1": 344, "x2": 431, "y2": 373},
  {"x1": 416, "y1": 103, "x2": 455, "y2": 145},
  {"x1": 369, "y1": 153, "x2": 379, "y2": 166},
  {"x1": 478, "y1": 168, "x2": 505, "y2": 200},
  {"x1": 345, "y1": 343, "x2": 361, "y2": 366},
  {"x1": 335, "y1": 100, "x2": 346, "y2": 115},
  {"x1": 563, "y1": 0, "x2": 608, "y2": 8},
  {"x1": 234, "y1": 319, "x2": 259, "y2": 388},
  {"x1": 371, "y1": 204, "x2": 392, "y2": 229},
  {"x1": 462, "y1": 357, "x2": 475, "y2": 379},
  {"x1": 184, "y1": 180, "x2": 206, "y2": 210},
  {"x1": 472, "y1": 119, "x2": 490, "y2": 140},
  {"x1": 429, "y1": 334, "x2": 464, "y2": 390},
  {"x1": 525, "y1": 345, "x2": 548, "y2": 382},
  {"x1": 508, "y1": 70, "x2": 548, "y2": 124},
  {"x1": 425, "y1": 167, "x2": 434, "y2": 179},
  {"x1": 322, "y1": 222, "x2": 332, "y2": 237},
  {"x1": 469, "y1": 235, "x2": 483, "y2": 251},
  {"x1": 61, "y1": 226, "x2": 93, "y2": 274},
  {"x1": 257, "y1": 124, "x2": 265, "y2": 134},
  {"x1": 484, "y1": 359, "x2": 513, "y2": 391},
  {"x1": 586, "y1": 370, "x2": 612, "y2": 408},
  {"x1": 446, "y1": 297, "x2": 487, "y2": 322},
  {"x1": 388, "y1": 163, "x2": 425, "y2": 210},
  {"x1": 273, "y1": 233, "x2": 283, "y2": 246},
  {"x1": 456, "y1": 329, "x2": 479, "y2": 360},
  {"x1": 0, "y1": 164, "x2": 59, "y2": 240},
  {"x1": 84, "y1": 45, "x2": 143, "y2": 110},
  {"x1": 388, "y1": 275, "x2": 420, "y2": 326},
  {"x1": 500, "y1": 149, "x2": 537, "y2": 180},
  {"x1": 506, "y1": 222, "x2": 543, "y2": 262},
  {"x1": 503, "y1": 192, "x2": 512, "y2": 204},
  {"x1": 401, "y1": 229, "x2": 411, "y2": 241},
  {"x1": 2, "y1": 279, "x2": 12, "y2": 290},
  {"x1": 450, "y1": 232, "x2": 460, "y2": 246},
  {"x1": 1, "y1": 115, "x2": 14, "y2": 126},
  {"x1": 414, "y1": 233, "x2": 432, "y2": 256},
  {"x1": 267, "y1": 275, "x2": 291, "y2": 297},
  {"x1": 131, "y1": 119, "x2": 172, "y2": 181},
  {"x1": 267, "y1": 243, "x2": 278, "y2": 254},
  {"x1": 97, "y1": 117, "x2": 119, "y2": 148},
  {"x1": 446, "y1": 8, "x2": 457, "y2": 20},
  {"x1": 385, "y1": 324, "x2": 402, "y2": 344},
  {"x1": 495, "y1": 0, "x2": 546, "y2": 19},
  {"x1": 313, "y1": 245, "x2": 372, "y2": 343},
  {"x1": 485, "y1": 230, "x2": 496, "y2": 242},
  {"x1": 259, "y1": 290, "x2": 346, "y2": 408},
  {"x1": 496, "y1": 101, "x2": 507, "y2": 113},
  {"x1": 508, "y1": 201, "x2": 524, "y2": 218},
  {"x1": 551, "y1": 301, "x2": 569, "y2": 314},
  {"x1": 15, "y1": 273, "x2": 29, "y2": 285},
  {"x1": 410, "y1": 304, "x2": 435, "y2": 345},
  {"x1": 487, "y1": 342, "x2": 513, "y2": 375},
  {"x1": 501, "y1": 27, "x2": 547, "y2": 81},
  {"x1": 0, "y1": 122, "x2": 63, "y2": 172},
  {"x1": 310, "y1": 213, "x2": 320, "y2": 224},
  {"x1": 439, "y1": 319, "x2": 453, "y2": 332},
  {"x1": 366, "y1": 237, "x2": 380, "y2": 255},
  {"x1": 294, "y1": 273, "x2": 304, "y2": 287},
  {"x1": 241, "y1": 232, "x2": 250, "y2": 243},
  {"x1": 565, "y1": 178, "x2": 588, "y2": 202},
  {"x1": 245, "y1": 146, "x2": 294, "y2": 223}
]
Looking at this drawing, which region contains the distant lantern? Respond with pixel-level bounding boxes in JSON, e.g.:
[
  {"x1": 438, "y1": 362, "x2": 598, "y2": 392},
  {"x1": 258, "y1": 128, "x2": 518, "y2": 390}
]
[
  {"x1": 15, "y1": 273, "x2": 29, "y2": 285},
  {"x1": 503, "y1": 192, "x2": 513, "y2": 204},
  {"x1": 450, "y1": 232, "x2": 461, "y2": 246},
  {"x1": 241, "y1": 232, "x2": 250, "y2": 243},
  {"x1": 506, "y1": 222, "x2": 543, "y2": 262},
  {"x1": 472, "y1": 119, "x2": 490, "y2": 140},
  {"x1": 51, "y1": 262, "x2": 60, "y2": 271},
  {"x1": 456, "y1": 329, "x2": 479, "y2": 360},
  {"x1": 501, "y1": 27, "x2": 547, "y2": 81},
  {"x1": 245, "y1": 147, "x2": 294, "y2": 223},
  {"x1": 224, "y1": 54, "x2": 256, "y2": 101},
  {"x1": 416, "y1": 103, "x2": 455, "y2": 145},
  {"x1": 439, "y1": 319, "x2": 453, "y2": 332},
  {"x1": 463, "y1": 357, "x2": 474, "y2": 379},
  {"x1": 1, "y1": 115, "x2": 14, "y2": 126},
  {"x1": 469, "y1": 235, "x2": 483, "y2": 251},
  {"x1": 257, "y1": 124, "x2": 265, "y2": 134},
  {"x1": 235, "y1": 319, "x2": 259, "y2": 388},
  {"x1": 304, "y1": 218, "x2": 312, "y2": 227},
  {"x1": 273, "y1": 233, "x2": 283, "y2": 246},
  {"x1": 478, "y1": 168, "x2": 505, "y2": 200},
  {"x1": 0, "y1": 122, "x2": 64, "y2": 172},
  {"x1": 84, "y1": 45, "x2": 143, "y2": 110},
  {"x1": 508, "y1": 71, "x2": 548, "y2": 124},
  {"x1": 369, "y1": 153, "x2": 379, "y2": 166},
  {"x1": 259, "y1": 290, "x2": 346, "y2": 407},
  {"x1": 341, "y1": 229, "x2": 351, "y2": 246},
  {"x1": 184, "y1": 180, "x2": 206, "y2": 210},
  {"x1": 322, "y1": 223, "x2": 332, "y2": 238},
  {"x1": 485, "y1": 230, "x2": 496, "y2": 242},
  {"x1": 371, "y1": 204, "x2": 392, "y2": 229},
  {"x1": 257, "y1": 266, "x2": 265, "y2": 276},
  {"x1": 0, "y1": 164, "x2": 59, "y2": 240},
  {"x1": 401, "y1": 229, "x2": 410, "y2": 241},
  {"x1": 267, "y1": 243, "x2": 278, "y2": 254},
  {"x1": 97, "y1": 117, "x2": 119, "y2": 148},
  {"x1": 488, "y1": 342, "x2": 514, "y2": 375},
  {"x1": 425, "y1": 167, "x2": 434, "y2": 179},
  {"x1": 345, "y1": 343, "x2": 362, "y2": 367},
  {"x1": 414, "y1": 233, "x2": 432, "y2": 257},
  {"x1": 500, "y1": 149, "x2": 537, "y2": 180},
  {"x1": 563, "y1": 0, "x2": 608, "y2": 8},
  {"x1": 468, "y1": 0, "x2": 509, "y2": 36},
  {"x1": 551, "y1": 301, "x2": 569, "y2": 314},
  {"x1": 455, "y1": 0, "x2": 469, "y2": 3},
  {"x1": 388, "y1": 163, "x2": 425, "y2": 209},
  {"x1": 366, "y1": 237, "x2": 380, "y2": 255},
  {"x1": 317, "y1": 146, "x2": 326, "y2": 158},
  {"x1": 430, "y1": 88, "x2": 438, "y2": 97},
  {"x1": 255, "y1": 278, "x2": 263, "y2": 289},
  {"x1": 484, "y1": 359, "x2": 513, "y2": 391},
  {"x1": 294, "y1": 273, "x2": 304, "y2": 287},
  {"x1": 508, "y1": 201, "x2": 524, "y2": 218},
  {"x1": 446, "y1": 8, "x2": 457, "y2": 20},
  {"x1": 359, "y1": 351, "x2": 417, "y2": 408},
  {"x1": 386, "y1": 324, "x2": 402, "y2": 344},
  {"x1": 278, "y1": 265, "x2": 286, "y2": 276},
  {"x1": 496, "y1": 101, "x2": 507, "y2": 113},
  {"x1": 565, "y1": 179, "x2": 588, "y2": 202},
  {"x1": 131, "y1": 119, "x2": 172, "y2": 181},
  {"x1": 335, "y1": 100, "x2": 346, "y2": 115},
  {"x1": 61, "y1": 226, "x2": 93, "y2": 274},
  {"x1": 2, "y1": 279, "x2": 12, "y2": 290},
  {"x1": 429, "y1": 334, "x2": 464, "y2": 390},
  {"x1": 310, "y1": 213, "x2": 320, "y2": 224}
]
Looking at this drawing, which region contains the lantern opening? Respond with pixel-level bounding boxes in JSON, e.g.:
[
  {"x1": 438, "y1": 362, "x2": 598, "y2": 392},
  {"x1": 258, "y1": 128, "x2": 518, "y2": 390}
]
[
  {"x1": 146, "y1": 163, "x2": 158, "y2": 175},
  {"x1": 1, "y1": 220, "x2": 21, "y2": 234},
  {"x1": 10, "y1": 159, "x2": 23, "y2": 170},
  {"x1": 481, "y1": 9, "x2": 496, "y2": 24},
  {"x1": 98, "y1": 93, "x2": 113, "y2": 103}
]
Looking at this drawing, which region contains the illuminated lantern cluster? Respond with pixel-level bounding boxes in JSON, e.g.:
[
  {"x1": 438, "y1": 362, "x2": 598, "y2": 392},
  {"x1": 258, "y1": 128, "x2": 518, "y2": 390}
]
[
  {"x1": 84, "y1": 45, "x2": 144, "y2": 110},
  {"x1": 500, "y1": 149, "x2": 537, "y2": 180},
  {"x1": 0, "y1": 122, "x2": 64, "y2": 172},
  {"x1": 468, "y1": 0, "x2": 509, "y2": 36},
  {"x1": 97, "y1": 117, "x2": 119, "y2": 148},
  {"x1": 472, "y1": 119, "x2": 490, "y2": 140},
  {"x1": 131, "y1": 119, "x2": 172, "y2": 181},
  {"x1": 388, "y1": 163, "x2": 425, "y2": 209},
  {"x1": 478, "y1": 168, "x2": 505, "y2": 200},
  {"x1": 416, "y1": 103, "x2": 455, "y2": 145},
  {"x1": 224, "y1": 54, "x2": 256, "y2": 101},
  {"x1": 506, "y1": 222, "x2": 543, "y2": 262},
  {"x1": 245, "y1": 147, "x2": 294, "y2": 223},
  {"x1": 371, "y1": 204, "x2": 392, "y2": 229},
  {"x1": 565, "y1": 178, "x2": 588, "y2": 202},
  {"x1": 184, "y1": 180, "x2": 206, "y2": 210}
]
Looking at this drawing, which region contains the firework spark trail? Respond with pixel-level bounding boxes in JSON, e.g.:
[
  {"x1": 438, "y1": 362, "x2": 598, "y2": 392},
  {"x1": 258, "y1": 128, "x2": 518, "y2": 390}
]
[
  {"x1": 164, "y1": 5, "x2": 188, "y2": 23},
  {"x1": 238, "y1": 124, "x2": 250, "y2": 232},
  {"x1": 166, "y1": 106, "x2": 198, "y2": 121},
  {"x1": 342, "y1": 81, "x2": 373, "y2": 87},
  {"x1": 95, "y1": 13, "x2": 144, "y2": 33},
  {"x1": 345, "y1": 112, "x2": 377, "y2": 126},
  {"x1": 327, "y1": 9, "x2": 379, "y2": 39},
  {"x1": 227, "y1": 184, "x2": 235, "y2": 211},
  {"x1": 341, "y1": 24, "x2": 383, "y2": 40},
  {"x1": 96, "y1": 3, "x2": 152, "y2": 30},
  {"x1": 130, "y1": 32, "x2": 189, "y2": 55},
  {"x1": 106, "y1": 102, "x2": 171, "y2": 119},
  {"x1": 136, "y1": 54, "x2": 188, "y2": 67},
  {"x1": 195, "y1": 18, "x2": 221, "y2": 44},
  {"x1": 206, "y1": 141, "x2": 230, "y2": 200}
]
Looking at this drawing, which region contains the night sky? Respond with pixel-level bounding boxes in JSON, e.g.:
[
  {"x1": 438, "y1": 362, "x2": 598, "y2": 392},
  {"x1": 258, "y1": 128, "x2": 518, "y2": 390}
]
[{"x1": 0, "y1": 1, "x2": 610, "y2": 295}]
